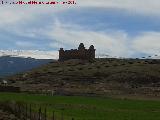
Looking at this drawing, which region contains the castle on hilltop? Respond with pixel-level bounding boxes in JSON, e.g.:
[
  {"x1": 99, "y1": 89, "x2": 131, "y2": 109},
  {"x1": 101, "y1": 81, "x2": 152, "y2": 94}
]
[{"x1": 59, "y1": 43, "x2": 96, "y2": 61}]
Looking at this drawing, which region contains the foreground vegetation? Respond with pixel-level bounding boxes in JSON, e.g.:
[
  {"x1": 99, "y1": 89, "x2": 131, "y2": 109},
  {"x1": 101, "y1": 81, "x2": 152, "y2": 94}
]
[
  {"x1": 2, "y1": 58, "x2": 160, "y2": 119},
  {"x1": 0, "y1": 92, "x2": 160, "y2": 120}
]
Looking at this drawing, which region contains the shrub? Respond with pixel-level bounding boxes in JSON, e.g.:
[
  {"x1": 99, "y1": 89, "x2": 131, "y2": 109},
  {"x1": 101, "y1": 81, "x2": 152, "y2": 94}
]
[
  {"x1": 113, "y1": 64, "x2": 118, "y2": 66},
  {"x1": 68, "y1": 69, "x2": 74, "y2": 71},
  {"x1": 88, "y1": 68, "x2": 92, "y2": 70},
  {"x1": 96, "y1": 66, "x2": 101, "y2": 69},
  {"x1": 128, "y1": 62, "x2": 133, "y2": 64},
  {"x1": 78, "y1": 67, "x2": 83, "y2": 70}
]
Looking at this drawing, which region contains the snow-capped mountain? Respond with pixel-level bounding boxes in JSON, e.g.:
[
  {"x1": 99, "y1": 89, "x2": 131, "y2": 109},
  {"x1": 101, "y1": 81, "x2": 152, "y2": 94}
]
[
  {"x1": 0, "y1": 55, "x2": 54, "y2": 77},
  {"x1": 0, "y1": 50, "x2": 59, "y2": 59},
  {"x1": 97, "y1": 53, "x2": 160, "y2": 59},
  {"x1": 149, "y1": 55, "x2": 160, "y2": 59}
]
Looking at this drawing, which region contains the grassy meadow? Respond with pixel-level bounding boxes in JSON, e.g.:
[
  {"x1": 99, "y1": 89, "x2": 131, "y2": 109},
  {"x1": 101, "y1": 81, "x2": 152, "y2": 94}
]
[{"x1": 0, "y1": 92, "x2": 160, "y2": 120}]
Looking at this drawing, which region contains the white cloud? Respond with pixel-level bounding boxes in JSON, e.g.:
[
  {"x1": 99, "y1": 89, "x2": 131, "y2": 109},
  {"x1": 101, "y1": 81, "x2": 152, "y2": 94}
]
[
  {"x1": 79, "y1": 0, "x2": 160, "y2": 16},
  {"x1": 0, "y1": 4, "x2": 73, "y2": 29},
  {"x1": 0, "y1": 1, "x2": 160, "y2": 58},
  {"x1": 0, "y1": 0, "x2": 159, "y2": 35},
  {"x1": 132, "y1": 32, "x2": 160, "y2": 55},
  {"x1": 48, "y1": 20, "x2": 133, "y2": 57},
  {"x1": 0, "y1": 6, "x2": 34, "y2": 27},
  {"x1": 46, "y1": 19, "x2": 160, "y2": 58},
  {"x1": 0, "y1": 0, "x2": 159, "y2": 29}
]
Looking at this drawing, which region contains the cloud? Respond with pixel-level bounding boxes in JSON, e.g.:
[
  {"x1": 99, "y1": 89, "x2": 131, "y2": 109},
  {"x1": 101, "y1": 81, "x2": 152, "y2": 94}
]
[
  {"x1": 46, "y1": 19, "x2": 160, "y2": 58},
  {"x1": 0, "y1": 6, "x2": 35, "y2": 27},
  {"x1": 0, "y1": 0, "x2": 159, "y2": 30},
  {"x1": 79, "y1": 0, "x2": 160, "y2": 16},
  {"x1": 0, "y1": 1, "x2": 160, "y2": 58},
  {"x1": 0, "y1": 4, "x2": 73, "y2": 30},
  {"x1": 0, "y1": 0, "x2": 159, "y2": 34},
  {"x1": 132, "y1": 32, "x2": 160, "y2": 55},
  {"x1": 48, "y1": 19, "x2": 133, "y2": 57}
]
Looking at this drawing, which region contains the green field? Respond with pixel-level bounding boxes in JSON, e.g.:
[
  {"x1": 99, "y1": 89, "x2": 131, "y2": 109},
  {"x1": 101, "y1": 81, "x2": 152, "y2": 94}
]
[{"x1": 0, "y1": 92, "x2": 160, "y2": 120}]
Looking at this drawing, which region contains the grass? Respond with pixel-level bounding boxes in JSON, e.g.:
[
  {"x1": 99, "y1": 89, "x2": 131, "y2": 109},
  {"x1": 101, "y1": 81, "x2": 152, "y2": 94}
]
[{"x1": 0, "y1": 92, "x2": 160, "y2": 120}]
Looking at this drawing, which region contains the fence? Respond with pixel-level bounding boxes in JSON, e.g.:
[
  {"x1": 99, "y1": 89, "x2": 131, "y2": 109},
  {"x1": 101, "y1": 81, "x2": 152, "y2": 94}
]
[{"x1": 0, "y1": 101, "x2": 75, "y2": 120}]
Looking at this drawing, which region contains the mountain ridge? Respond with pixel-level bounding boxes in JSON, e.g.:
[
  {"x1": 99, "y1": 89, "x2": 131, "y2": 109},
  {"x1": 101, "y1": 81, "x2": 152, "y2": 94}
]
[
  {"x1": 0, "y1": 50, "x2": 58, "y2": 59},
  {"x1": 0, "y1": 56, "x2": 53, "y2": 77}
]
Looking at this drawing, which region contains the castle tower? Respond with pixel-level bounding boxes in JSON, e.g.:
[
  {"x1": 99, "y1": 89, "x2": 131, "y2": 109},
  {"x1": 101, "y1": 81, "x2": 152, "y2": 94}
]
[
  {"x1": 78, "y1": 43, "x2": 85, "y2": 50},
  {"x1": 89, "y1": 45, "x2": 96, "y2": 59},
  {"x1": 59, "y1": 48, "x2": 64, "y2": 61},
  {"x1": 89, "y1": 45, "x2": 95, "y2": 50}
]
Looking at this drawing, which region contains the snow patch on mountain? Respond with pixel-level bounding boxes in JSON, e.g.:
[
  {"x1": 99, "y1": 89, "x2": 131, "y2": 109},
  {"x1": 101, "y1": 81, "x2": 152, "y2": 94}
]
[
  {"x1": 0, "y1": 50, "x2": 58, "y2": 59},
  {"x1": 0, "y1": 50, "x2": 159, "y2": 60}
]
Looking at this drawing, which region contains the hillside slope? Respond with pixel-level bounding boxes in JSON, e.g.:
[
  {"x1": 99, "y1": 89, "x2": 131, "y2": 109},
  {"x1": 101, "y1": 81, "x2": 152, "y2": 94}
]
[{"x1": 7, "y1": 58, "x2": 160, "y2": 97}]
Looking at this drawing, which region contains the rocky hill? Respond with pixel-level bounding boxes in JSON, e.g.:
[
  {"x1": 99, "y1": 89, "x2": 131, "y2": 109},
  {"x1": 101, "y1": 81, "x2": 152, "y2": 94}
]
[{"x1": 7, "y1": 58, "x2": 160, "y2": 97}]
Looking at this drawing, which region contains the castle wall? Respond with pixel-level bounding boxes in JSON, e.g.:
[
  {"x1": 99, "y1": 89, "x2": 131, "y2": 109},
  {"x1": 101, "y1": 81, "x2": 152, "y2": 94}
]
[{"x1": 59, "y1": 43, "x2": 95, "y2": 61}]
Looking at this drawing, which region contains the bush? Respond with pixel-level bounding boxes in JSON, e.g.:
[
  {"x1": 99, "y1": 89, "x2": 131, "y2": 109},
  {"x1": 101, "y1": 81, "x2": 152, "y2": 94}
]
[
  {"x1": 68, "y1": 69, "x2": 74, "y2": 71},
  {"x1": 113, "y1": 64, "x2": 118, "y2": 66},
  {"x1": 88, "y1": 68, "x2": 92, "y2": 70},
  {"x1": 128, "y1": 62, "x2": 133, "y2": 64},
  {"x1": 96, "y1": 66, "x2": 101, "y2": 69},
  {"x1": 78, "y1": 67, "x2": 83, "y2": 70}
]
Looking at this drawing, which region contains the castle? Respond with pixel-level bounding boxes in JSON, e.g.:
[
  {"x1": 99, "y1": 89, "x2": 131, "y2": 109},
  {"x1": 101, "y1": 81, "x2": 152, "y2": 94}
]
[{"x1": 59, "y1": 43, "x2": 96, "y2": 61}]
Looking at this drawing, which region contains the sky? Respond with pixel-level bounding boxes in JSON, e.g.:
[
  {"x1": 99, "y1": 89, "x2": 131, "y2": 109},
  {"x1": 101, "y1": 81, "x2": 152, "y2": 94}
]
[{"x1": 1, "y1": 0, "x2": 160, "y2": 58}]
